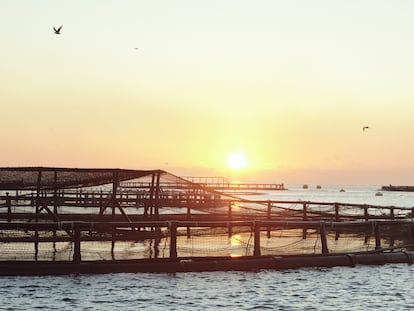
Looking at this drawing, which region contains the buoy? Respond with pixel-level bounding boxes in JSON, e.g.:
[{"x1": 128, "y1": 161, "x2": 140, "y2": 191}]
[
  {"x1": 375, "y1": 192, "x2": 383, "y2": 196},
  {"x1": 339, "y1": 189, "x2": 346, "y2": 192}
]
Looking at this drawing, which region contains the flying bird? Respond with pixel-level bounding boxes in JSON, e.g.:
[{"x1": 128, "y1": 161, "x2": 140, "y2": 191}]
[
  {"x1": 53, "y1": 25, "x2": 63, "y2": 34},
  {"x1": 363, "y1": 126, "x2": 370, "y2": 132}
]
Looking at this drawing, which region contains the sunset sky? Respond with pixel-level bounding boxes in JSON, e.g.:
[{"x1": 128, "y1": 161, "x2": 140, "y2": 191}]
[{"x1": 2, "y1": 1, "x2": 414, "y2": 185}]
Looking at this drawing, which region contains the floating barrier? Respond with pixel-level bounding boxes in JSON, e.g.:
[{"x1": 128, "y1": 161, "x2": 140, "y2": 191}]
[{"x1": 0, "y1": 251, "x2": 412, "y2": 275}]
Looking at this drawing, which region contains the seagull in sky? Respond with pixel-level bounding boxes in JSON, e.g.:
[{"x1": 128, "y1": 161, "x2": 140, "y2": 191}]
[
  {"x1": 363, "y1": 126, "x2": 370, "y2": 132},
  {"x1": 53, "y1": 25, "x2": 63, "y2": 35}
]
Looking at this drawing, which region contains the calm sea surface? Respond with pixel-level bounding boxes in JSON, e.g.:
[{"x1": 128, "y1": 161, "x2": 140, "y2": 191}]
[{"x1": 2, "y1": 185, "x2": 414, "y2": 311}]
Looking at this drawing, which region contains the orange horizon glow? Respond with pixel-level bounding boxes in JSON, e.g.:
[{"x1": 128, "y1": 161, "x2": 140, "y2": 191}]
[{"x1": 2, "y1": 2, "x2": 414, "y2": 185}]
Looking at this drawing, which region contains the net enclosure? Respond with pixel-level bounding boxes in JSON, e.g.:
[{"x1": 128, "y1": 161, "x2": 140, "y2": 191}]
[
  {"x1": 0, "y1": 167, "x2": 162, "y2": 190},
  {"x1": 0, "y1": 167, "x2": 413, "y2": 264}
]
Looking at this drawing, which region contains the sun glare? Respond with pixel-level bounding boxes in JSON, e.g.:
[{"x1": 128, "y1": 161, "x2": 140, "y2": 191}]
[{"x1": 227, "y1": 152, "x2": 247, "y2": 170}]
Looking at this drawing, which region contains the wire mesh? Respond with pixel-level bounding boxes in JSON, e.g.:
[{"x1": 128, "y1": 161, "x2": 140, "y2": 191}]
[{"x1": 0, "y1": 221, "x2": 412, "y2": 261}]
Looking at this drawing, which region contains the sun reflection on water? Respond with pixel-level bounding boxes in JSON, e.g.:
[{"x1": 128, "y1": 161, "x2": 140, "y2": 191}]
[{"x1": 230, "y1": 234, "x2": 242, "y2": 258}]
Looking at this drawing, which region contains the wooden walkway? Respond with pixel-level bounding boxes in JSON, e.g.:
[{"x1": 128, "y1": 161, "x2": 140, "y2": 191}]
[
  {"x1": 1, "y1": 190, "x2": 412, "y2": 224},
  {"x1": 120, "y1": 181, "x2": 286, "y2": 191}
]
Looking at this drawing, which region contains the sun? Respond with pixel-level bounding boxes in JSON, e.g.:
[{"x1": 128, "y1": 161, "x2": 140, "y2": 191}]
[{"x1": 227, "y1": 152, "x2": 247, "y2": 170}]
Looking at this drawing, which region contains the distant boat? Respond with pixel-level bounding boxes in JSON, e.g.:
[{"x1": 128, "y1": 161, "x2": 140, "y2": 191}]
[
  {"x1": 339, "y1": 189, "x2": 346, "y2": 192},
  {"x1": 375, "y1": 192, "x2": 383, "y2": 196},
  {"x1": 302, "y1": 184, "x2": 309, "y2": 189}
]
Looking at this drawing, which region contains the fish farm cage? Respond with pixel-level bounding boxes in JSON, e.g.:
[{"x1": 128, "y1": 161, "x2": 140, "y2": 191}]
[{"x1": 0, "y1": 167, "x2": 414, "y2": 275}]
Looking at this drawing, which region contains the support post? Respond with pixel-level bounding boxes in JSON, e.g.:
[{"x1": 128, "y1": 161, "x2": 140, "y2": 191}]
[
  {"x1": 147, "y1": 173, "x2": 156, "y2": 218},
  {"x1": 389, "y1": 208, "x2": 395, "y2": 248},
  {"x1": 6, "y1": 192, "x2": 11, "y2": 223},
  {"x1": 254, "y1": 222, "x2": 261, "y2": 257},
  {"x1": 34, "y1": 231, "x2": 38, "y2": 261},
  {"x1": 375, "y1": 222, "x2": 381, "y2": 250},
  {"x1": 53, "y1": 171, "x2": 58, "y2": 251},
  {"x1": 228, "y1": 202, "x2": 232, "y2": 237},
  {"x1": 335, "y1": 204, "x2": 340, "y2": 240},
  {"x1": 53, "y1": 170, "x2": 58, "y2": 215},
  {"x1": 34, "y1": 169, "x2": 42, "y2": 261},
  {"x1": 36, "y1": 170, "x2": 42, "y2": 222},
  {"x1": 97, "y1": 191, "x2": 103, "y2": 215},
  {"x1": 320, "y1": 222, "x2": 329, "y2": 254},
  {"x1": 267, "y1": 201, "x2": 271, "y2": 238},
  {"x1": 364, "y1": 206, "x2": 369, "y2": 244},
  {"x1": 154, "y1": 230, "x2": 161, "y2": 259},
  {"x1": 111, "y1": 170, "x2": 119, "y2": 221},
  {"x1": 170, "y1": 223, "x2": 177, "y2": 259},
  {"x1": 111, "y1": 171, "x2": 118, "y2": 259},
  {"x1": 154, "y1": 171, "x2": 161, "y2": 220},
  {"x1": 409, "y1": 223, "x2": 414, "y2": 251},
  {"x1": 186, "y1": 204, "x2": 191, "y2": 239},
  {"x1": 73, "y1": 223, "x2": 81, "y2": 264},
  {"x1": 364, "y1": 206, "x2": 369, "y2": 221},
  {"x1": 302, "y1": 202, "x2": 307, "y2": 239}
]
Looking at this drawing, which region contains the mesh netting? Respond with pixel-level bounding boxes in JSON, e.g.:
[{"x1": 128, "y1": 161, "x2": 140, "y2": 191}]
[
  {"x1": 0, "y1": 221, "x2": 412, "y2": 261},
  {"x1": 0, "y1": 167, "x2": 413, "y2": 262},
  {"x1": 0, "y1": 167, "x2": 160, "y2": 190}
]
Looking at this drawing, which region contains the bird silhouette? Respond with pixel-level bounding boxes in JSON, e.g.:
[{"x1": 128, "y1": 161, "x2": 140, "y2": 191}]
[
  {"x1": 363, "y1": 126, "x2": 370, "y2": 131},
  {"x1": 53, "y1": 25, "x2": 63, "y2": 34}
]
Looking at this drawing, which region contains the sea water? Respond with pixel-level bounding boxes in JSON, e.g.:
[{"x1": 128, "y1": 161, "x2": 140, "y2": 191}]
[{"x1": 2, "y1": 185, "x2": 414, "y2": 311}]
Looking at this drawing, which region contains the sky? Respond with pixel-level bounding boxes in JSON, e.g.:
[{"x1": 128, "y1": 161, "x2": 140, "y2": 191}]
[{"x1": 2, "y1": 0, "x2": 414, "y2": 185}]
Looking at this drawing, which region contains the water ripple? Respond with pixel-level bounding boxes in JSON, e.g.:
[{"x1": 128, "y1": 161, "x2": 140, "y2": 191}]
[{"x1": 1, "y1": 265, "x2": 414, "y2": 310}]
